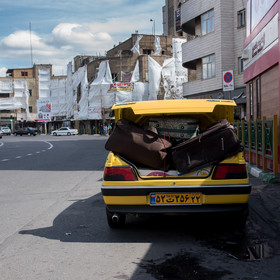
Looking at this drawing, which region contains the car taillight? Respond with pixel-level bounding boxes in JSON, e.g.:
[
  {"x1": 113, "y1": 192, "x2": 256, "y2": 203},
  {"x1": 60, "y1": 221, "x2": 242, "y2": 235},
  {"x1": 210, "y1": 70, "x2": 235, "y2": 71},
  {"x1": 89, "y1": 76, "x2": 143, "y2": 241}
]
[
  {"x1": 212, "y1": 164, "x2": 247, "y2": 179},
  {"x1": 104, "y1": 166, "x2": 137, "y2": 181}
]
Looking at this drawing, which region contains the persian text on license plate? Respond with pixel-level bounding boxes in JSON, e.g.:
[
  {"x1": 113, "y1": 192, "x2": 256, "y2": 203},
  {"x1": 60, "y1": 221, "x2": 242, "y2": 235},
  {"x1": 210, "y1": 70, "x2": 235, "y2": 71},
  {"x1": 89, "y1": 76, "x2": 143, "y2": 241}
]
[{"x1": 150, "y1": 193, "x2": 202, "y2": 205}]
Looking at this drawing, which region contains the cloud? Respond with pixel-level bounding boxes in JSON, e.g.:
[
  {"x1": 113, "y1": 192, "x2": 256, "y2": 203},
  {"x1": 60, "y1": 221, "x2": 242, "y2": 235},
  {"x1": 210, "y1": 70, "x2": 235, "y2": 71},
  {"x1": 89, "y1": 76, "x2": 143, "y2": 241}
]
[
  {"x1": 0, "y1": 0, "x2": 165, "y2": 75},
  {"x1": 0, "y1": 23, "x2": 115, "y2": 75},
  {"x1": 0, "y1": 67, "x2": 7, "y2": 77}
]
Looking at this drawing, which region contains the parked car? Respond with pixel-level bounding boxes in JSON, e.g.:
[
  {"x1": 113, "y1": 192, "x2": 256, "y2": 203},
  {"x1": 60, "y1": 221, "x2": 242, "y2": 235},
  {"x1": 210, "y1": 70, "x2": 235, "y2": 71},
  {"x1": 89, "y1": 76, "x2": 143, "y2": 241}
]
[
  {"x1": 102, "y1": 99, "x2": 251, "y2": 228},
  {"x1": 0, "y1": 130, "x2": 2, "y2": 139},
  {"x1": 13, "y1": 127, "x2": 37, "y2": 136},
  {"x1": 51, "y1": 127, "x2": 78, "y2": 136},
  {"x1": 0, "y1": 126, "x2": 11, "y2": 135}
]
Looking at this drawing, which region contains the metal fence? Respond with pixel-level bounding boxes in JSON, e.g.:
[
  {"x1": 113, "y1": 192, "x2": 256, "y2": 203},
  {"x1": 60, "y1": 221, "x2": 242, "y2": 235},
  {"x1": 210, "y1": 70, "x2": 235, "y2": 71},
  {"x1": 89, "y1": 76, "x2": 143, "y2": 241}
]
[{"x1": 234, "y1": 115, "x2": 279, "y2": 176}]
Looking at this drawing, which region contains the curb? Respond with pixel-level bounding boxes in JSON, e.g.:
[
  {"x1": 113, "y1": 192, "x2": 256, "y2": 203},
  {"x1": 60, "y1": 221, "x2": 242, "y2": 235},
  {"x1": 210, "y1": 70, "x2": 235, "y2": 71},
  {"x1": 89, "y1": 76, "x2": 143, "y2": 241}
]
[{"x1": 247, "y1": 163, "x2": 278, "y2": 184}]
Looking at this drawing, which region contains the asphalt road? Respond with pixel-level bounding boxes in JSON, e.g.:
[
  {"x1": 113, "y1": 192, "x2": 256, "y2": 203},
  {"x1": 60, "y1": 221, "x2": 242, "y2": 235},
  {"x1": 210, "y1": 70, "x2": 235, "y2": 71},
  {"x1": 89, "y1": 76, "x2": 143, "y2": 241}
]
[{"x1": 0, "y1": 135, "x2": 279, "y2": 280}]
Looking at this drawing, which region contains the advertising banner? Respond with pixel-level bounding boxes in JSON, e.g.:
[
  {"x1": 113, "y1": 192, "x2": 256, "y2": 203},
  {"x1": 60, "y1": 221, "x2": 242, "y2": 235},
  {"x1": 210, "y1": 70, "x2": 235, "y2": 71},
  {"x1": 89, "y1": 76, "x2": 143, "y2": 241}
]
[
  {"x1": 37, "y1": 99, "x2": 51, "y2": 122},
  {"x1": 108, "y1": 82, "x2": 134, "y2": 92}
]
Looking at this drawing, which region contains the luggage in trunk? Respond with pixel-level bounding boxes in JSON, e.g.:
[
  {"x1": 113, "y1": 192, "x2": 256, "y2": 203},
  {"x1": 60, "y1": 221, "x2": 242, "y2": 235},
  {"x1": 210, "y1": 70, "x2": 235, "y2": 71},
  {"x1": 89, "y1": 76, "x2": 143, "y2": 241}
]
[
  {"x1": 172, "y1": 119, "x2": 242, "y2": 174},
  {"x1": 149, "y1": 117, "x2": 199, "y2": 140},
  {"x1": 105, "y1": 119, "x2": 172, "y2": 171}
]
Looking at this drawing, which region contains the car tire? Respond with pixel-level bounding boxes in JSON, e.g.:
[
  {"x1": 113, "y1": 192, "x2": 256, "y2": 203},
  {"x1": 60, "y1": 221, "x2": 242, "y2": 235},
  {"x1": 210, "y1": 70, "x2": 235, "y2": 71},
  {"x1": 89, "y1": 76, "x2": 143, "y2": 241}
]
[
  {"x1": 53, "y1": 132, "x2": 57, "y2": 136},
  {"x1": 106, "y1": 208, "x2": 126, "y2": 228},
  {"x1": 28, "y1": 133, "x2": 31, "y2": 136},
  {"x1": 67, "y1": 132, "x2": 71, "y2": 136},
  {"x1": 14, "y1": 133, "x2": 17, "y2": 136}
]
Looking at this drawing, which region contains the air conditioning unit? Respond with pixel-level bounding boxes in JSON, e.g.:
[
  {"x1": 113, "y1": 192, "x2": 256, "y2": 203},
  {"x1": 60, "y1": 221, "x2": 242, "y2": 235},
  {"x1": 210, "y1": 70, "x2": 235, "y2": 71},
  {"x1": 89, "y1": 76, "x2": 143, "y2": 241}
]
[{"x1": 242, "y1": 49, "x2": 249, "y2": 60}]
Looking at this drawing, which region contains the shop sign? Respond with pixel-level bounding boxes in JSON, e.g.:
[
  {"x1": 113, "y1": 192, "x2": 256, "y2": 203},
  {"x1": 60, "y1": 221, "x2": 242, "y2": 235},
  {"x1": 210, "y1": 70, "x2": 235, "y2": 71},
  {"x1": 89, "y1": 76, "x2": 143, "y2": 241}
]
[{"x1": 243, "y1": 13, "x2": 278, "y2": 70}]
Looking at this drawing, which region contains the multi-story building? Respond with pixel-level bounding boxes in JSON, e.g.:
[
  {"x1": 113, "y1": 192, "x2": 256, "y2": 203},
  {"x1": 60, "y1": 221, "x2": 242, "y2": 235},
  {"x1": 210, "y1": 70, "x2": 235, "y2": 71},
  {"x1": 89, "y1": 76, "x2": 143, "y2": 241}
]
[
  {"x1": 0, "y1": 65, "x2": 53, "y2": 129},
  {"x1": 243, "y1": 0, "x2": 279, "y2": 122},
  {"x1": 75, "y1": 34, "x2": 174, "y2": 85},
  {"x1": 180, "y1": 0, "x2": 247, "y2": 120},
  {"x1": 162, "y1": 0, "x2": 186, "y2": 37}
]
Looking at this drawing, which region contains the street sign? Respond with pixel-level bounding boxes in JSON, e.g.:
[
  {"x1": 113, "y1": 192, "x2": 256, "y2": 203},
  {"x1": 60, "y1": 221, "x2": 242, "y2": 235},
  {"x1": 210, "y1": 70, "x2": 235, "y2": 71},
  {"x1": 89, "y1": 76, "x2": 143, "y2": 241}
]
[{"x1": 223, "y1": 70, "x2": 234, "y2": 91}]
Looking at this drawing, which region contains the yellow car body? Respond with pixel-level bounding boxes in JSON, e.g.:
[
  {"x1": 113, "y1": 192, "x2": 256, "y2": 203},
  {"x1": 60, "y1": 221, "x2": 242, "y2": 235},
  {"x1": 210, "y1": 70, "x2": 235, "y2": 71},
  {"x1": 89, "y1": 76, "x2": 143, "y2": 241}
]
[{"x1": 102, "y1": 99, "x2": 251, "y2": 227}]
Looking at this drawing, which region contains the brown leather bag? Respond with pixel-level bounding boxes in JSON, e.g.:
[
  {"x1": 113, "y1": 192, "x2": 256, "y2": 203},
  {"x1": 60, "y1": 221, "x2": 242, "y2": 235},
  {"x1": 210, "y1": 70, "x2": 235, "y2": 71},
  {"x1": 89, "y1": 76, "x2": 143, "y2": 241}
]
[
  {"x1": 105, "y1": 119, "x2": 172, "y2": 171},
  {"x1": 172, "y1": 119, "x2": 242, "y2": 174}
]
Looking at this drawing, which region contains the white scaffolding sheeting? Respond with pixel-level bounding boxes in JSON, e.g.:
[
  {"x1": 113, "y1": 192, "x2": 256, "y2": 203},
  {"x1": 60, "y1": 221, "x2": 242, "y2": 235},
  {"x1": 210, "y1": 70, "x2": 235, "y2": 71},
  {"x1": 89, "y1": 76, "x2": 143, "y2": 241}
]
[
  {"x1": 130, "y1": 60, "x2": 140, "y2": 82},
  {"x1": 154, "y1": 36, "x2": 162, "y2": 56},
  {"x1": 0, "y1": 80, "x2": 31, "y2": 119},
  {"x1": 76, "y1": 66, "x2": 89, "y2": 120},
  {"x1": 38, "y1": 68, "x2": 51, "y2": 99},
  {"x1": 162, "y1": 57, "x2": 176, "y2": 99},
  {"x1": 88, "y1": 61, "x2": 112, "y2": 118},
  {"x1": 132, "y1": 82, "x2": 149, "y2": 101},
  {"x1": 131, "y1": 35, "x2": 143, "y2": 55},
  {"x1": 148, "y1": 56, "x2": 162, "y2": 100},
  {"x1": 0, "y1": 80, "x2": 13, "y2": 94},
  {"x1": 50, "y1": 78, "x2": 67, "y2": 117},
  {"x1": 66, "y1": 62, "x2": 74, "y2": 119}
]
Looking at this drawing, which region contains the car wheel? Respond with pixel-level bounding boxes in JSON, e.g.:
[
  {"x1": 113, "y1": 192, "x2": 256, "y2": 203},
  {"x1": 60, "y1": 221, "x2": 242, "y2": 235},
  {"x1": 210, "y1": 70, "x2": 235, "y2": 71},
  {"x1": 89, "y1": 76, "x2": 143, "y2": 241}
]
[
  {"x1": 28, "y1": 133, "x2": 31, "y2": 136},
  {"x1": 106, "y1": 208, "x2": 126, "y2": 228},
  {"x1": 67, "y1": 132, "x2": 71, "y2": 136},
  {"x1": 14, "y1": 133, "x2": 17, "y2": 136},
  {"x1": 53, "y1": 132, "x2": 57, "y2": 136}
]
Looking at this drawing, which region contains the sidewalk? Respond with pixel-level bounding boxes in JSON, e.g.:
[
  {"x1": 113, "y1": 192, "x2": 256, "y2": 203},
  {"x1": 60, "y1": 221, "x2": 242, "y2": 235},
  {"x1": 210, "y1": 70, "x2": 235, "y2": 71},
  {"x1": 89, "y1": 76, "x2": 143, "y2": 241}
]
[
  {"x1": 247, "y1": 163, "x2": 280, "y2": 184},
  {"x1": 248, "y1": 163, "x2": 280, "y2": 239}
]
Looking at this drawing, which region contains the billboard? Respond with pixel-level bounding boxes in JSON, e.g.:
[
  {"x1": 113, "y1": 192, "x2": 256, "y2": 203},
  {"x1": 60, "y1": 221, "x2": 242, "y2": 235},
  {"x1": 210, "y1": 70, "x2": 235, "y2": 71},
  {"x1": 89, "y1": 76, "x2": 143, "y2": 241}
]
[{"x1": 37, "y1": 99, "x2": 52, "y2": 122}]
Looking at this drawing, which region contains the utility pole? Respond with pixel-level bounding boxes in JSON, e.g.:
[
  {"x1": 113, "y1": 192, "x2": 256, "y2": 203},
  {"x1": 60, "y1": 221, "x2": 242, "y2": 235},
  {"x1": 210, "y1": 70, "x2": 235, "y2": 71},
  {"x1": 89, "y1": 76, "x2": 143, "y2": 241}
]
[{"x1": 29, "y1": 22, "x2": 33, "y2": 66}]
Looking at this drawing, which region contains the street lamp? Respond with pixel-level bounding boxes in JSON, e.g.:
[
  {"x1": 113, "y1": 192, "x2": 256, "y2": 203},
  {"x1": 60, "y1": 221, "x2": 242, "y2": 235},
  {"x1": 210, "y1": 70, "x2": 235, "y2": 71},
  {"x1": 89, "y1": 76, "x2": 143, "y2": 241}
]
[{"x1": 150, "y1": 19, "x2": 155, "y2": 36}]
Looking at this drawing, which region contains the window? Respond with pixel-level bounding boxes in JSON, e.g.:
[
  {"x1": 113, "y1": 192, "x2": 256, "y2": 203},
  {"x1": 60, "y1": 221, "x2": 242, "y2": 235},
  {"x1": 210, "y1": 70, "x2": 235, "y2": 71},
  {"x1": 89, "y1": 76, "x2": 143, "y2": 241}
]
[
  {"x1": 143, "y1": 49, "x2": 152, "y2": 55},
  {"x1": 201, "y1": 9, "x2": 214, "y2": 35},
  {"x1": 238, "y1": 57, "x2": 244, "y2": 74},
  {"x1": 202, "y1": 54, "x2": 215, "y2": 79},
  {"x1": 29, "y1": 106, "x2": 33, "y2": 113},
  {"x1": 256, "y1": 77, "x2": 261, "y2": 118},
  {"x1": 112, "y1": 73, "x2": 118, "y2": 82},
  {"x1": 0, "y1": 93, "x2": 9, "y2": 97},
  {"x1": 29, "y1": 89, "x2": 32, "y2": 96},
  {"x1": 21, "y1": 71, "x2": 28, "y2": 77},
  {"x1": 249, "y1": 83, "x2": 253, "y2": 118},
  {"x1": 237, "y1": 9, "x2": 246, "y2": 28}
]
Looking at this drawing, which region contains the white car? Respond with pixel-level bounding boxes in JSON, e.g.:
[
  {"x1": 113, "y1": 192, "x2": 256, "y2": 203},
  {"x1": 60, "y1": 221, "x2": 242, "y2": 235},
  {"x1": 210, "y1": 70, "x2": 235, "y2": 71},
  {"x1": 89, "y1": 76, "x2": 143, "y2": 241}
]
[
  {"x1": 0, "y1": 126, "x2": 11, "y2": 135},
  {"x1": 51, "y1": 127, "x2": 78, "y2": 136}
]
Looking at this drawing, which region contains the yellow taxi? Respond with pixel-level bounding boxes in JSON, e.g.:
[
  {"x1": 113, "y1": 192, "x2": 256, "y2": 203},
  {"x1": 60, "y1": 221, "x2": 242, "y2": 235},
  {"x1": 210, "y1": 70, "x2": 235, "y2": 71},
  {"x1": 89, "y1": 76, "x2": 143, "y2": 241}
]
[{"x1": 102, "y1": 99, "x2": 251, "y2": 228}]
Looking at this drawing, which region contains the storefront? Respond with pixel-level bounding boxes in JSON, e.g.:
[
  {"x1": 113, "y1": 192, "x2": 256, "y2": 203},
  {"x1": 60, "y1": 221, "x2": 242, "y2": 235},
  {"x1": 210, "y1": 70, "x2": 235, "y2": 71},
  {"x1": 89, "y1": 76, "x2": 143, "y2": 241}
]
[{"x1": 243, "y1": 0, "x2": 280, "y2": 170}]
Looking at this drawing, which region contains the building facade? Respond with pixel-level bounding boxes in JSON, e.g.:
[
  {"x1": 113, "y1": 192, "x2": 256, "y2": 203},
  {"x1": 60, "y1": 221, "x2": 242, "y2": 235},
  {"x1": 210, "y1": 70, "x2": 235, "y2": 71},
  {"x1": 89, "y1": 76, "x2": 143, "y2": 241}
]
[
  {"x1": 163, "y1": 0, "x2": 186, "y2": 37},
  {"x1": 0, "y1": 65, "x2": 53, "y2": 129},
  {"x1": 180, "y1": 0, "x2": 247, "y2": 120},
  {"x1": 243, "y1": 0, "x2": 279, "y2": 122}
]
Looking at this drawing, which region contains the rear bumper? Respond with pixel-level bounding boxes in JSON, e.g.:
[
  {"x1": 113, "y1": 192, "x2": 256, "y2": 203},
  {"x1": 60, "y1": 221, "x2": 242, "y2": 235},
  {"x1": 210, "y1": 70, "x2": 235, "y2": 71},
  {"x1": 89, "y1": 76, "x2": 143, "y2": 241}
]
[
  {"x1": 102, "y1": 184, "x2": 251, "y2": 214},
  {"x1": 106, "y1": 203, "x2": 249, "y2": 214}
]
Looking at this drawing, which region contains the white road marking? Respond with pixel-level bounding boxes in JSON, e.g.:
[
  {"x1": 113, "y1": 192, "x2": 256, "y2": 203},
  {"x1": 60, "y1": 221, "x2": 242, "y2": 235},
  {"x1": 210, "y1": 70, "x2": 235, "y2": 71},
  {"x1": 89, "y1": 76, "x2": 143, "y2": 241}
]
[
  {"x1": 44, "y1": 141, "x2": 53, "y2": 150},
  {"x1": 0, "y1": 140, "x2": 54, "y2": 162}
]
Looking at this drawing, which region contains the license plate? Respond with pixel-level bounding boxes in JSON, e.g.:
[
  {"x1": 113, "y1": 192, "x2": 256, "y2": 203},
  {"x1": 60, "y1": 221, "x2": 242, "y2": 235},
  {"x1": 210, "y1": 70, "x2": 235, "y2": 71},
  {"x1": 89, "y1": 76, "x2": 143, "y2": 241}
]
[{"x1": 150, "y1": 193, "x2": 202, "y2": 205}]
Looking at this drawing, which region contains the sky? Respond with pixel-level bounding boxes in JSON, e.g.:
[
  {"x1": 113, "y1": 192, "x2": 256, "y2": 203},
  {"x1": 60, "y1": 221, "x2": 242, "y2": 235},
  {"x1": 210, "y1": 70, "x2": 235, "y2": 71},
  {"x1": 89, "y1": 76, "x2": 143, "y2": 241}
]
[{"x1": 0, "y1": 0, "x2": 165, "y2": 76}]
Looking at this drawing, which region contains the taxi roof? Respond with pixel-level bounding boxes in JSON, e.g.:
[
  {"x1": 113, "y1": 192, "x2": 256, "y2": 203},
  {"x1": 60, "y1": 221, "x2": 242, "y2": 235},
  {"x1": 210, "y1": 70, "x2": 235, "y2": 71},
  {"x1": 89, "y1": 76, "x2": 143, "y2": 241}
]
[{"x1": 112, "y1": 99, "x2": 236, "y2": 123}]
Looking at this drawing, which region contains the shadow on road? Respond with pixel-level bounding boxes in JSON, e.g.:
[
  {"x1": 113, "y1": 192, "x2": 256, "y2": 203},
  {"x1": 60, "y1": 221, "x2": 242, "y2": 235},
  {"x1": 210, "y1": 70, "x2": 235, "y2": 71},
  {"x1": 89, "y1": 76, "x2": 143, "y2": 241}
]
[{"x1": 19, "y1": 191, "x2": 279, "y2": 279}]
